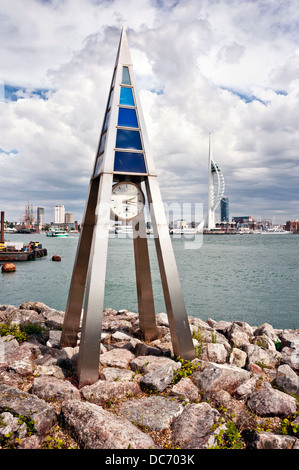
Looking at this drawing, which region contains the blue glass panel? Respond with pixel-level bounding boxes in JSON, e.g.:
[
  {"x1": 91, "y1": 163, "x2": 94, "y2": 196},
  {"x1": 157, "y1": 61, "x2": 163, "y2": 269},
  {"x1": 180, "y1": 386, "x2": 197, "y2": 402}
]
[
  {"x1": 98, "y1": 132, "x2": 107, "y2": 154},
  {"x1": 116, "y1": 129, "x2": 142, "y2": 150},
  {"x1": 122, "y1": 66, "x2": 131, "y2": 85},
  {"x1": 118, "y1": 107, "x2": 138, "y2": 128},
  {"x1": 119, "y1": 87, "x2": 135, "y2": 106},
  {"x1": 94, "y1": 154, "x2": 103, "y2": 176},
  {"x1": 103, "y1": 109, "x2": 110, "y2": 132},
  {"x1": 114, "y1": 151, "x2": 147, "y2": 173}
]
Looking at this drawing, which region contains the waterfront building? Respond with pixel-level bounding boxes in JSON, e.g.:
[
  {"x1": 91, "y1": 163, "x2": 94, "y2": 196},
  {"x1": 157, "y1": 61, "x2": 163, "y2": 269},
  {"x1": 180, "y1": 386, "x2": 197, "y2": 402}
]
[
  {"x1": 220, "y1": 197, "x2": 229, "y2": 223},
  {"x1": 37, "y1": 207, "x2": 44, "y2": 228},
  {"x1": 65, "y1": 213, "x2": 73, "y2": 224},
  {"x1": 54, "y1": 205, "x2": 65, "y2": 224},
  {"x1": 206, "y1": 134, "x2": 225, "y2": 229}
]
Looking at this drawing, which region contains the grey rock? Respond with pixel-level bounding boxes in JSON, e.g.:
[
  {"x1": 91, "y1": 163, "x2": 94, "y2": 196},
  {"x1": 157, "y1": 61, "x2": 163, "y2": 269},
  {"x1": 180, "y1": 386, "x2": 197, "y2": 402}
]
[
  {"x1": 243, "y1": 343, "x2": 281, "y2": 369},
  {"x1": 281, "y1": 346, "x2": 299, "y2": 372},
  {"x1": 229, "y1": 348, "x2": 247, "y2": 368},
  {"x1": 119, "y1": 396, "x2": 184, "y2": 431},
  {"x1": 275, "y1": 364, "x2": 299, "y2": 396},
  {"x1": 130, "y1": 355, "x2": 181, "y2": 374},
  {"x1": 99, "y1": 348, "x2": 135, "y2": 368},
  {"x1": 171, "y1": 402, "x2": 221, "y2": 449},
  {"x1": 0, "y1": 411, "x2": 27, "y2": 440},
  {"x1": 280, "y1": 331, "x2": 299, "y2": 349},
  {"x1": 81, "y1": 380, "x2": 141, "y2": 403},
  {"x1": 247, "y1": 382, "x2": 297, "y2": 417},
  {"x1": 61, "y1": 400, "x2": 157, "y2": 449},
  {"x1": 0, "y1": 335, "x2": 19, "y2": 362},
  {"x1": 140, "y1": 363, "x2": 173, "y2": 392},
  {"x1": 233, "y1": 377, "x2": 257, "y2": 400},
  {"x1": 193, "y1": 362, "x2": 250, "y2": 393},
  {"x1": 0, "y1": 384, "x2": 57, "y2": 434},
  {"x1": 200, "y1": 343, "x2": 228, "y2": 364},
  {"x1": 32, "y1": 376, "x2": 81, "y2": 401},
  {"x1": 247, "y1": 430, "x2": 299, "y2": 449},
  {"x1": 169, "y1": 377, "x2": 199, "y2": 402},
  {"x1": 99, "y1": 367, "x2": 137, "y2": 382},
  {"x1": 46, "y1": 330, "x2": 62, "y2": 348}
]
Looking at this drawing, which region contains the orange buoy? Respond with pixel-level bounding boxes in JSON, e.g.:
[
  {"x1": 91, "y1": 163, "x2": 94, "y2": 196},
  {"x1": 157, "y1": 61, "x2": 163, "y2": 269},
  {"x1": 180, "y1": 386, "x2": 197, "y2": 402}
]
[
  {"x1": 51, "y1": 255, "x2": 61, "y2": 262},
  {"x1": 2, "y1": 263, "x2": 16, "y2": 272}
]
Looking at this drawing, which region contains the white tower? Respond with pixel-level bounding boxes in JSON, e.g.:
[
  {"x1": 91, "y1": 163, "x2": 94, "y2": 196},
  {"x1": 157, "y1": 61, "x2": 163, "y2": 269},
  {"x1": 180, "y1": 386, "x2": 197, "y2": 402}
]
[{"x1": 207, "y1": 134, "x2": 225, "y2": 230}]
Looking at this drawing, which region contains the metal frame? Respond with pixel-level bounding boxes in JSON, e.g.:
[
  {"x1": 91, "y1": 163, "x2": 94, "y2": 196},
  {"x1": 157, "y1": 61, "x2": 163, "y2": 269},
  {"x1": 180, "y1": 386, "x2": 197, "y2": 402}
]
[{"x1": 60, "y1": 28, "x2": 195, "y2": 387}]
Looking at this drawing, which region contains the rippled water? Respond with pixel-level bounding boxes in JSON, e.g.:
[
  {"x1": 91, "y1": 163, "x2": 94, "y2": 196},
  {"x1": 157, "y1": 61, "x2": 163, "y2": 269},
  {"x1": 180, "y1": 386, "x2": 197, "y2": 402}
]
[{"x1": 1, "y1": 232, "x2": 298, "y2": 330}]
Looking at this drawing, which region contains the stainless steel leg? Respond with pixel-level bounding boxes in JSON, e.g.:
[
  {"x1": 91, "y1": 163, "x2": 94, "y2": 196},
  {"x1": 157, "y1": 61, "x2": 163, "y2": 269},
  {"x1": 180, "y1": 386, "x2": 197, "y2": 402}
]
[
  {"x1": 133, "y1": 210, "x2": 158, "y2": 342},
  {"x1": 60, "y1": 178, "x2": 100, "y2": 347},
  {"x1": 76, "y1": 172, "x2": 113, "y2": 387},
  {"x1": 145, "y1": 176, "x2": 195, "y2": 361}
]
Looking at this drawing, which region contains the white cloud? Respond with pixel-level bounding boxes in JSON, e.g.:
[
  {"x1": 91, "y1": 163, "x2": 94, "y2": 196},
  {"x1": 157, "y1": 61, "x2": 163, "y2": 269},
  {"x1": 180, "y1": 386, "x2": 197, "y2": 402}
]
[{"x1": 0, "y1": 0, "x2": 299, "y2": 225}]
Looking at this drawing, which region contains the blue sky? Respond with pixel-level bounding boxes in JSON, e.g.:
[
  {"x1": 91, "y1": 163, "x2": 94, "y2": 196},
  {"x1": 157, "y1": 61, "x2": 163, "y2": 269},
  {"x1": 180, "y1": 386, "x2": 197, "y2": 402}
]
[{"x1": 0, "y1": 0, "x2": 299, "y2": 225}]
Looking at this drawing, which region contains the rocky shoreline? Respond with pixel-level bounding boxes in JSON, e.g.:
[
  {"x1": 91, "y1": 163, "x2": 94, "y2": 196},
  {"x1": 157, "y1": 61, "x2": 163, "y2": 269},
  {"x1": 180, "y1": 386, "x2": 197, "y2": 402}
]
[{"x1": 0, "y1": 301, "x2": 298, "y2": 450}]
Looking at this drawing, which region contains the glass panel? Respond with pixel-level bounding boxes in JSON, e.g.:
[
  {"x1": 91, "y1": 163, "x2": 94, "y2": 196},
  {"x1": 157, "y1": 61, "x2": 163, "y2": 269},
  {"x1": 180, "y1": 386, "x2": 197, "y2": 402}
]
[
  {"x1": 114, "y1": 151, "x2": 147, "y2": 173},
  {"x1": 119, "y1": 87, "x2": 135, "y2": 107},
  {"x1": 98, "y1": 132, "x2": 107, "y2": 154},
  {"x1": 103, "y1": 109, "x2": 110, "y2": 132},
  {"x1": 122, "y1": 66, "x2": 131, "y2": 85},
  {"x1": 118, "y1": 107, "x2": 138, "y2": 128},
  {"x1": 94, "y1": 154, "x2": 103, "y2": 177},
  {"x1": 116, "y1": 129, "x2": 142, "y2": 150}
]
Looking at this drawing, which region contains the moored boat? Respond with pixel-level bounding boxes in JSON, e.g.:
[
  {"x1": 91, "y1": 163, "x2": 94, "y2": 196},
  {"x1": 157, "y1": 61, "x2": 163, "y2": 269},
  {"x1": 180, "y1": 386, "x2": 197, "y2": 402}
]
[{"x1": 46, "y1": 229, "x2": 68, "y2": 237}]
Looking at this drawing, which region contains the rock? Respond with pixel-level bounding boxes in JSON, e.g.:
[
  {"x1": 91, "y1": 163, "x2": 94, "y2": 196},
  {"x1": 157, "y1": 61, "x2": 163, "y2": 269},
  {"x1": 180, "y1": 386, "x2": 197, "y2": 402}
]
[
  {"x1": 32, "y1": 376, "x2": 81, "y2": 401},
  {"x1": 156, "y1": 312, "x2": 169, "y2": 326},
  {"x1": 200, "y1": 343, "x2": 228, "y2": 364},
  {"x1": 100, "y1": 348, "x2": 135, "y2": 368},
  {"x1": 134, "y1": 342, "x2": 163, "y2": 356},
  {"x1": 60, "y1": 400, "x2": 157, "y2": 449},
  {"x1": 281, "y1": 346, "x2": 299, "y2": 372},
  {"x1": 229, "y1": 348, "x2": 247, "y2": 368},
  {"x1": 140, "y1": 364, "x2": 174, "y2": 392},
  {"x1": 247, "y1": 382, "x2": 297, "y2": 417},
  {"x1": 0, "y1": 384, "x2": 57, "y2": 434},
  {"x1": 254, "y1": 323, "x2": 279, "y2": 342},
  {"x1": 243, "y1": 343, "x2": 281, "y2": 369},
  {"x1": 233, "y1": 377, "x2": 258, "y2": 400},
  {"x1": 130, "y1": 355, "x2": 181, "y2": 374},
  {"x1": 171, "y1": 402, "x2": 221, "y2": 449},
  {"x1": 81, "y1": 380, "x2": 141, "y2": 403},
  {"x1": 169, "y1": 377, "x2": 199, "y2": 402},
  {"x1": 203, "y1": 389, "x2": 254, "y2": 429},
  {"x1": 193, "y1": 362, "x2": 251, "y2": 393},
  {"x1": 0, "y1": 335, "x2": 19, "y2": 362},
  {"x1": 0, "y1": 411, "x2": 27, "y2": 442},
  {"x1": 246, "y1": 430, "x2": 299, "y2": 449},
  {"x1": 280, "y1": 331, "x2": 299, "y2": 349},
  {"x1": 119, "y1": 396, "x2": 184, "y2": 431},
  {"x1": 46, "y1": 330, "x2": 62, "y2": 348},
  {"x1": 274, "y1": 364, "x2": 299, "y2": 396},
  {"x1": 99, "y1": 367, "x2": 137, "y2": 382},
  {"x1": 227, "y1": 322, "x2": 251, "y2": 347},
  {"x1": 252, "y1": 334, "x2": 276, "y2": 351}
]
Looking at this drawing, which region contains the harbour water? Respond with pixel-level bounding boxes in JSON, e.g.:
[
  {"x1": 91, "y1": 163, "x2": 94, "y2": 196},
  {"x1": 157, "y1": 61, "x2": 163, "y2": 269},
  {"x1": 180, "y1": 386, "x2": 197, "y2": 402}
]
[{"x1": 0, "y1": 232, "x2": 298, "y2": 330}]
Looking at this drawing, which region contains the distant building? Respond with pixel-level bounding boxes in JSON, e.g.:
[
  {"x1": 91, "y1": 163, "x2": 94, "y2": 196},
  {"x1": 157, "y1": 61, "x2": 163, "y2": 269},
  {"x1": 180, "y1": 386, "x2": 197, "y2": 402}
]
[
  {"x1": 65, "y1": 213, "x2": 73, "y2": 224},
  {"x1": 54, "y1": 205, "x2": 65, "y2": 224},
  {"x1": 220, "y1": 197, "x2": 229, "y2": 223},
  {"x1": 37, "y1": 207, "x2": 44, "y2": 228}
]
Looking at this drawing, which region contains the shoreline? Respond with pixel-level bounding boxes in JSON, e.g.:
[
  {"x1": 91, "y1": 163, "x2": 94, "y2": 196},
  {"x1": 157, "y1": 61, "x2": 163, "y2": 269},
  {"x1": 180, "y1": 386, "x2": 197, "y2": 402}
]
[{"x1": 0, "y1": 301, "x2": 298, "y2": 450}]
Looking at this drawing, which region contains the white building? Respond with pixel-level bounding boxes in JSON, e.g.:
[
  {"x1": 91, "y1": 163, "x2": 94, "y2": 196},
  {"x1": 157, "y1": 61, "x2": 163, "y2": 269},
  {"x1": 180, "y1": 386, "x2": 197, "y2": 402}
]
[{"x1": 54, "y1": 205, "x2": 65, "y2": 224}]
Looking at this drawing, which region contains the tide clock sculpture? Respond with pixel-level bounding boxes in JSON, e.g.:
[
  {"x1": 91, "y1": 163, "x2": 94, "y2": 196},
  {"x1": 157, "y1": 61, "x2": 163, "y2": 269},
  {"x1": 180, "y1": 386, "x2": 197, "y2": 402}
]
[{"x1": 60, "y1": 28, "x2": 195, "y2": 386}]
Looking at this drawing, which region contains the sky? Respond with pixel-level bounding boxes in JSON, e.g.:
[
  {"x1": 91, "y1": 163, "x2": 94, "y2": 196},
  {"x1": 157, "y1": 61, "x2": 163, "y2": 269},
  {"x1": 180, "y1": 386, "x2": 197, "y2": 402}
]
[{"x1": 0, "y1": 0, "x2": 299, "y2": 226}]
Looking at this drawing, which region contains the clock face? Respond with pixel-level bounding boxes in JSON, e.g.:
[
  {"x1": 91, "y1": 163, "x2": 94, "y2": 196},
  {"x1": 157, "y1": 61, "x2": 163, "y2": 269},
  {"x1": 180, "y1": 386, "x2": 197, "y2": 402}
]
[{"x1": 111, "y1": 182, "x2": 145, "y2": 220}]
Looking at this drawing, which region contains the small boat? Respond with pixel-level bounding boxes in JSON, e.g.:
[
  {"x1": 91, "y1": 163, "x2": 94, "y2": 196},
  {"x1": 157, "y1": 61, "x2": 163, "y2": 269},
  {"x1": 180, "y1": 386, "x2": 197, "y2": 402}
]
[
  {"x1": 0, "y1": 241, "x2": 47, "y2": 261},
  {"x1": 46, "y1": 229, "x2": 68, "y2": 237}
]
